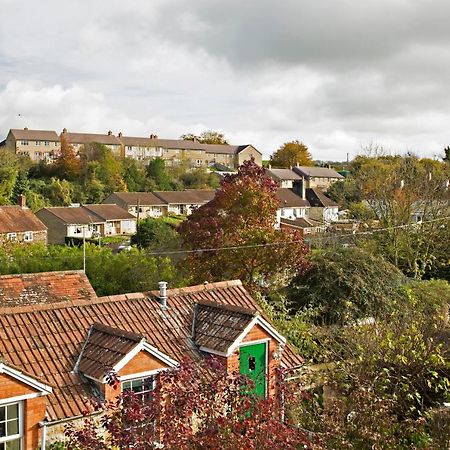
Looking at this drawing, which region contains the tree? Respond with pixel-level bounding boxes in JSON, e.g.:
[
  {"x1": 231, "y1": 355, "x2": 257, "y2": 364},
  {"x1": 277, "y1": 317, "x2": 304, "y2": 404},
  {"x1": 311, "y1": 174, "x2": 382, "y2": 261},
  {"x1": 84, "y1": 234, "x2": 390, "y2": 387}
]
[
  {"x1": 131, "y1": 218, "x2": 180, "y2": 251},
  {"x1": 122, "y1": 158, "x2": 146, "y2": 192},
  {"x1": 146, "y1": 157, "x2": 172, "y2": 190},
  {"x1": 443, "y1": 146, "x2": 450, "y2": 164},
  {"x1": 0, "y1": 152, "x2": 19, "y2": 204},
  {"x1": 270, "y1": 141, "x2": 314, "y2": 168},
  {"x1": 53, "y1": 136, "x2": 81, "y2": 181},
  {"x1": 10, "y1": 172, "x2": 30, "y2": 204},
  {"x1": 290, "y1": 247, "x2": 406, "y2": 325},
  {"x1": 178, "y1": 159, "x2": 309, "y2": 292},
  {"x1": 180, "y1": 130, "x2": 229, "y2": 145},
  {"x1": 64, "y1": 357, "x2": 311, "y2": 450}
]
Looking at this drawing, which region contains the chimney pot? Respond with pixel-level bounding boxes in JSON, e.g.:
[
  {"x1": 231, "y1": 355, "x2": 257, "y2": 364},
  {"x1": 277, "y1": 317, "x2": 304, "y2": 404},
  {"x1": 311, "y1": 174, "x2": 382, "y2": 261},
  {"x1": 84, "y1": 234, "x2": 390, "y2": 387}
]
[
  {"x1": 17, "y1": 195, "x2": 27, "y2": 208},
  {"x1": 23, "y1": 127, "x2": 28, "y2": 130},
  {"x1": 158, "y1": 281, "x2": 168, "y2": 308},
  {"x1": 118, "y1": 132, "x2": 122, "y2": 138},
  {"x1": 107, "y1": 130, "x2": 112, "y2": 136}
]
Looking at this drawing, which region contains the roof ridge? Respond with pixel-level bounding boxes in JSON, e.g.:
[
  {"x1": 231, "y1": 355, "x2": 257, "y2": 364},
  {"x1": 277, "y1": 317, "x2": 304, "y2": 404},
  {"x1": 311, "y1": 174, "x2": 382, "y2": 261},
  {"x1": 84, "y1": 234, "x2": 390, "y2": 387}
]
[
  {"x1": 91, "y1": 322, "x2": 144, "y2": 342},
  {"x1": 196, "y1": 300, "x2": 257, "y2": 316},
  {"x1": 0, "y1": 269, "x2": 85, "y2": 279},
  {"x1": 149, "y1": 280, "x2": 243, "y2": 297}
]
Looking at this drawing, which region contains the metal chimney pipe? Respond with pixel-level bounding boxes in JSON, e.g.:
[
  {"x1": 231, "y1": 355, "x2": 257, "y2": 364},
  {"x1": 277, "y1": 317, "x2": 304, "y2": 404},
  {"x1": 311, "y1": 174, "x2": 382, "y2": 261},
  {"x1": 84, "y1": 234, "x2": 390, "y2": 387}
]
[{"x1": 158, "y1": 281, "x2": 168, "y2": 308}]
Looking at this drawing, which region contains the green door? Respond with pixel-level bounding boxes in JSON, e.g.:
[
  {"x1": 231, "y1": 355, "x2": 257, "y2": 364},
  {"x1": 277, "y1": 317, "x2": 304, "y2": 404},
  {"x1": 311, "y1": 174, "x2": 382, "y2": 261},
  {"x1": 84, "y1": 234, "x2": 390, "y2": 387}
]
[{"x1": 239, "y1": 342, "x2": 267, "y2": 397}]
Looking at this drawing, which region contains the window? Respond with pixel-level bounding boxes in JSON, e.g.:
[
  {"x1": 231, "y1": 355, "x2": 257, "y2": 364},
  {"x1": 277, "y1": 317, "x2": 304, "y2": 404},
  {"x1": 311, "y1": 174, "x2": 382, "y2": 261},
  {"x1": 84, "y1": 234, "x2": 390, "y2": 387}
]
[
  {"x1": 6, "y1": 233, "x2": 16, "y2": 242},
  {"x1": 20, "y1": 141, "x2": 28, "y2": 146},
  {"x1": 44, "y1": 141, "x2": 49, "y2": 146},
  {"x1": 122, "y1": 376, "x2": 155, "y2": 402},
  {"x1": 0, "y1": 402, "x2": 22, "y2": 450},
  {"x1": 54, "y1": 142, "x2": 58, "y2": 147},
  {"x1": 35, "y1": 141, "x2": 40, "y2": 146},
  {"x1": 23, "y1": 231, "x2": 33, "y2": 242}
]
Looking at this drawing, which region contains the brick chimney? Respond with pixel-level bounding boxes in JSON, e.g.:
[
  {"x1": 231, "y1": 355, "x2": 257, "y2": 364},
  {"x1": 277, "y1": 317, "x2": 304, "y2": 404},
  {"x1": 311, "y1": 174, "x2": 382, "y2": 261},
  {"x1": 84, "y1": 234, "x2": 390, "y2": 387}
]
[
  {"x1": 17, "y1": 195, "x2": 27, "y2": 208},
  {"x1": 23, "y1": 127, "x2": 28, "y2": 130},
  {"x1": 62, "y1": 128, "x2": 67, "y2": 134},
  {"x1": 118, "y1": 132, "x2": 122, "y2": 138},
  {"x1": 107, "y1": 130, "x2": 112, "y2": 136}
]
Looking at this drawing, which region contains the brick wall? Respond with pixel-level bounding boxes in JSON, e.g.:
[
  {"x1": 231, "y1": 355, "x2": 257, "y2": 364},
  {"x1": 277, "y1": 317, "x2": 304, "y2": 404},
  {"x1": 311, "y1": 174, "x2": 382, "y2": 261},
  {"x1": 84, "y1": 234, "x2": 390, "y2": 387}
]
[
  {"x1": 0, "y1": 373, "x2": 47, "y2": 450},
  {"x1": 226, "y1": 324, "x2": 281, "y2": 397}
]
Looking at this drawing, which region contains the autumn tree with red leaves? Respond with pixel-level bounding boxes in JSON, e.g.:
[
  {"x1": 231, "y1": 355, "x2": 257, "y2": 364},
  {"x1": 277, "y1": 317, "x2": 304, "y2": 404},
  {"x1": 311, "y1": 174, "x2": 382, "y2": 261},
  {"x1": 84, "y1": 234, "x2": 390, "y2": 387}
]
[
  {"x1": 64, "y1": 357, "x2": 313, "y2": 450},
  {"x1": 54, "y1": 136, "x2": 81, "y2": 181},
  {"x1": 177, "y1": 159, "x2": 309, "y2": 292}
]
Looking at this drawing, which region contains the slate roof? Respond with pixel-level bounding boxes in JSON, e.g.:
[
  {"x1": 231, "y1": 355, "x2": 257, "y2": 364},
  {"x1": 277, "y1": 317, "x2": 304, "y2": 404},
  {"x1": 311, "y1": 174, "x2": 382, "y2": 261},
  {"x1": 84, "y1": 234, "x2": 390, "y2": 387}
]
[
  {"x1": 63, "y1": 131, "x2": 121, "y2": 146},
  {"x1": 0, "y1": 206, "x2": 47, "y2": 233},
  {"x1": 10, "y1": 129, "x2": 59, "y2": 141},
  {"x1": 0, "y1": 275, "x2": 303, "y2": 422},
  {"x1": 293, "y1": 166, "x2": 344, "y2": 179},
  {"x1": 276, "y1": 188, "x2": 310, "y2": 207},
  {"x1": 266, "y1": 168, "x2": 303, "y2": 181},
  {"x1": 76, "y1": 323, "x2": 143, "y2": 380},
  {"x1": 37, "y1": 204, "x2": 135, "y2": 225},
  {"x1": 0, "y1": 271, "x2": 97, "y2": 307},
  {"x1": 305, "y1": 188, "x2": 338, "y2": 207},
  {"x1": 103, "y1": 192, "x2": 167, "y2": 208},
  {"x1": 193, "y1": 301, "x2": 257, "y2": 353},
  {"x1": 153, "y1": 190, "x2": 216, "y2": 205}
]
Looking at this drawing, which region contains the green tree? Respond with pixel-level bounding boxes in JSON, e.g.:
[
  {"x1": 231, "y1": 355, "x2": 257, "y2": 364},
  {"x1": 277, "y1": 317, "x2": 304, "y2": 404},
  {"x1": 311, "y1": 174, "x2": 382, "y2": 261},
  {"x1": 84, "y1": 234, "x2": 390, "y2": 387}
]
[
  {"x1": 443, "y1": 145, "x2": 450, "y2": 164},
  {"x1": 178, "y1": 159, "x2": 309, "y2": 292},
  {"x1": 180, "y1": 130, "x2": 228, "y2": 144},
  {"x1": 270, "y1": 140, "x2": 313, "y2": 168},
  {"x1": 290, "y1": 247, "x2": 406, "y2": 325},
  {"x1": 146, "y1": 157, "x2": 172, "y2": 190},
  {"x1": 10, "y1": 172, "x2": 30, "y2": 204},
  {"x1": 131, "y1": 218, "x2": 180, "y2": 251},
  {"x1": 0, "y1": 152, "x2": 19, "y2": 204},
  {"x1": 122, "y1": 158, "x2": 146, "y2": 192}
]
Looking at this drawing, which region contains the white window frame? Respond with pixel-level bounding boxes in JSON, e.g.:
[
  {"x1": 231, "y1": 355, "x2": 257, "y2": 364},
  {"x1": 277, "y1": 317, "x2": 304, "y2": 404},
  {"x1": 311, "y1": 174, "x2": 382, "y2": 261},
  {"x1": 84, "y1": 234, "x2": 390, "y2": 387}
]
[
  {"x1": 121, "y1": 375, "x2": 157, "y2": 402},
  {"x1": 23, "y1": 231, "x2": 33, "y2": 242},
  {"x1": 0, "y1": 401, "x2": 24, "y2": 449},
  {"x1": 35, "y1": 141, "x2": 40, "y2": 146}
]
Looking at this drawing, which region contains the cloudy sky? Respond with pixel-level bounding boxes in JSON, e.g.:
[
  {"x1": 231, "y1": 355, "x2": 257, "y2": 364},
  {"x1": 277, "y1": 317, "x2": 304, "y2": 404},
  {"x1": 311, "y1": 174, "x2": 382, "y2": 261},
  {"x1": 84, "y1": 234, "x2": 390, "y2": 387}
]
[{"x1": 1, "y1": 0, "x2": 449, "y2": 161}]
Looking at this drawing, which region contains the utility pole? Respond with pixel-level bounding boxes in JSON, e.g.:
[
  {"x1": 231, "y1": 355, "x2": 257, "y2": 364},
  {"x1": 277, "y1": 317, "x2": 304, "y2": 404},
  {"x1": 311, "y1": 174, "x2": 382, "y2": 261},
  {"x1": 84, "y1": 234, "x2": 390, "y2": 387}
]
[{"x1": 83, "y1": 225, "x2": 86, "y2": 273}]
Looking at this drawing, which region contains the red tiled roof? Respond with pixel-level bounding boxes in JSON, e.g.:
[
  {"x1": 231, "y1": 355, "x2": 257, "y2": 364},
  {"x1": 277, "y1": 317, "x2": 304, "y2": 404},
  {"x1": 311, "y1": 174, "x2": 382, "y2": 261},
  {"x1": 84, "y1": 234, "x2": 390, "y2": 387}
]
[
  {"x1": 0, "y1": 271, "x2": 97, "y2": 307},
  {"x1": 0, "y1": 206, "x2": 47, "y2": 233},
  {"x1": 0, "y1": 275, "x2": 303, "y2": 422}
]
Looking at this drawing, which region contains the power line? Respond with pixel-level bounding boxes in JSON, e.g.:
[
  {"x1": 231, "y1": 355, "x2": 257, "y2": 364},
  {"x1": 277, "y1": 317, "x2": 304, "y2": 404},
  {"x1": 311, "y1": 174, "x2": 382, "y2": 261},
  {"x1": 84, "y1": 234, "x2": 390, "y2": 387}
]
[{"x1": 0, "y1": 214, "x2": 449, "y2": 261}]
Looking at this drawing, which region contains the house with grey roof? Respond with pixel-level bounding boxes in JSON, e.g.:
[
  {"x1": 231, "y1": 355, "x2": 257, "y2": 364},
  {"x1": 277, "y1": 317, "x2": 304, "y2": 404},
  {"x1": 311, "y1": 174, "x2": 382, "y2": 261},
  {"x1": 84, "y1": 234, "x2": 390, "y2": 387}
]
[
  {"x1": 61, "y1": 128, "x2": 122, "y2": 156},
  {"x1": 103, "y1": 191, "x2": 168, "y2": 218},
  {"x1": 0, "y1": 128, "x2": 60, "y2": 161},
  {"x1": 292, "y1": 166, "x2": 344, "y2": 189},
  {"x1": 36, "y1": 204, "x2": 136, "y2": 244}
]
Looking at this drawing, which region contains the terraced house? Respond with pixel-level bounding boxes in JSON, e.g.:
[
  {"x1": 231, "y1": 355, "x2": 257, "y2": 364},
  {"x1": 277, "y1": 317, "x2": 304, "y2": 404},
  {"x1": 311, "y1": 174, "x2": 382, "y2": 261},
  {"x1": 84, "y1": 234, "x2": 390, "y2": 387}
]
[
  {"x1": 0, "y1": 128, "x2": 60, "y2": 161},
  {"x1": 0, "y1": 271, "x2": 302, "y2": 449}
]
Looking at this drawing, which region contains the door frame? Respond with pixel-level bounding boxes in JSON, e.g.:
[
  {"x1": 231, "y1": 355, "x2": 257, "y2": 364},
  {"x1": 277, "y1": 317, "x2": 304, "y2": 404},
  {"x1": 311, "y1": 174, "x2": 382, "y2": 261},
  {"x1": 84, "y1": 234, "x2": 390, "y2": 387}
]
[{"x1": 239, "y1": 338, "x2": 270, "y2": 398}]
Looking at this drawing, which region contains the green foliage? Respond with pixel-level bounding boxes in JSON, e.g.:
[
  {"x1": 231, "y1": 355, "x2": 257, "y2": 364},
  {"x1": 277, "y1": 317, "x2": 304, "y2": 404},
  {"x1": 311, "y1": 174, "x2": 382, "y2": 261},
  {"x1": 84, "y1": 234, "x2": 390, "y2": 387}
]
[
  {"x1": 270, "y1": 140, "x2": 313, "y2": 168},
  {"x1": 10, "y1": 172, "x2": 29, "y2": 204},
  {"x1": 180, "y1": 130, "x2": 228, "y2": 144},
  {"x1": 179, "y1": 167, "x2": 219, "y2": 189},
  {"x1": 290, "y1": 247, "x2": 406, "y2": 325},
  {"x1": 122, "y1": 158, "x2": 147, "y2": 191},
  {"x1": 53, "y1": 137, "x2": 81, "y2": 181},
  {"x1": 0, "y1": 152, "x2": 19, "y2": 204},
  {"x1": 146, "y1": 157, "x2": 172, "y2": 190},
  {"x1": 131, "y1": 218, "x2": 181, "y2": 251},
  {"x1": 0, "y1": 243, "x2": 185, "y2": 296}
]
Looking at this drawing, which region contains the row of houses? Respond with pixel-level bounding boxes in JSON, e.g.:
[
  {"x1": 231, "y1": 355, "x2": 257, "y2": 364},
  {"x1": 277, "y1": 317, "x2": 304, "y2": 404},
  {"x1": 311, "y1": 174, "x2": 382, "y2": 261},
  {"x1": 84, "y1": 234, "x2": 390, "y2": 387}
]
[
  {"x1": 0, "y1": 127, "x2": 262, "y2": 169},
  {"x1": 0, "y1": 270, "x2": 303, "y2": 448},
  {"x1": 0, "y1": 184, "x2": 339, "y2": 245}
]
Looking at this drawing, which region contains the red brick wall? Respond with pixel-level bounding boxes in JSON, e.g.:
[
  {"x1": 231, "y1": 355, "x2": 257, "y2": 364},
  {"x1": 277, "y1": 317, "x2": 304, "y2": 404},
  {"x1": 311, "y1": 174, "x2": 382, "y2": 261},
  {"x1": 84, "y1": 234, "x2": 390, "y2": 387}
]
[
  {"x1": 226, "y1": 324, "x2": 281, "y2": 397},
  {"x1": 103, "y1": 351, "x2": 169, "y2": 401},
  {"x1": 0, "y1": 373, "x2": 47, "y2": 450}
]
